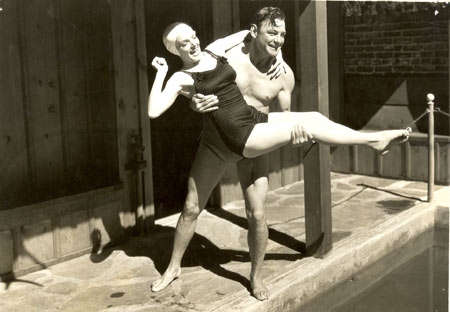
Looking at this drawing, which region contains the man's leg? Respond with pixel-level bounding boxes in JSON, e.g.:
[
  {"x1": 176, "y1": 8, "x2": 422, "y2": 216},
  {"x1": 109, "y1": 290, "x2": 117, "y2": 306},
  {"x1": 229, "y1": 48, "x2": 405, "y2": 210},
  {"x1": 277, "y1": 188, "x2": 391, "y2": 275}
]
[
  {"x1": 237, "y1": 155, "x2": 270, "y2": 301},
  {"x1": 152, "y1": 144, "x2": 228, "y2": 291}
]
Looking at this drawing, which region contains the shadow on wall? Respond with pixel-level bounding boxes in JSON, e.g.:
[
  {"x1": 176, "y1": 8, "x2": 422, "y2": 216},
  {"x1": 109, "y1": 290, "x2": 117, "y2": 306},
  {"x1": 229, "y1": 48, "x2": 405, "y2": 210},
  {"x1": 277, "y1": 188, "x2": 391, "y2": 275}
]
[
  {"x1": 0, "y1": 184, "x2": 128, "y2": 286},
  {"x1": 1, "y1": 240, "x2": 47, "y2": 290},
  {"x1": 344, "y1": 76, "x2": 449, "y2": 135}
]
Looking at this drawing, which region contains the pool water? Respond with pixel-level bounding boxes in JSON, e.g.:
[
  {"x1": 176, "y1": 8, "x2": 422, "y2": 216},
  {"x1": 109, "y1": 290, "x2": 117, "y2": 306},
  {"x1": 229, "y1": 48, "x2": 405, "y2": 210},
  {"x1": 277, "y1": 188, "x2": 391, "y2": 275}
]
[
  {"x1": 333, "y1": 242, "x2": 448, "y2": 312},
  {"x1": 300, "y1": 227, "x2": 448, "y2": 312}
]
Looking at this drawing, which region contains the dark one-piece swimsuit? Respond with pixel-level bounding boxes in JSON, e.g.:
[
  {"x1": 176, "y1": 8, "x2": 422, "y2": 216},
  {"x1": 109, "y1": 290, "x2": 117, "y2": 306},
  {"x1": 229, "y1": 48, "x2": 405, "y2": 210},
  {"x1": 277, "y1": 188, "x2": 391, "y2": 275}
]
[{"x1": 183, "y1": 50, "x2": 268, "y2": 156}]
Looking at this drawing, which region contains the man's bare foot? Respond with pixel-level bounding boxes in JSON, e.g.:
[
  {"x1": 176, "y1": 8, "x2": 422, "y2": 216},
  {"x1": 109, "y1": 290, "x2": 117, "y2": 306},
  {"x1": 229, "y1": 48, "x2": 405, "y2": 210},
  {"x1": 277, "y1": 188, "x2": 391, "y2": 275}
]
[
  {"x1": 251, "y1": 278, "x2": 269, "y2": 301},
  {"x1": 370, "y1": 128, "x2": 411, "y2": 156},
  {"x1": 151, "y1": 267, "x2": 181, "y2": 292}
]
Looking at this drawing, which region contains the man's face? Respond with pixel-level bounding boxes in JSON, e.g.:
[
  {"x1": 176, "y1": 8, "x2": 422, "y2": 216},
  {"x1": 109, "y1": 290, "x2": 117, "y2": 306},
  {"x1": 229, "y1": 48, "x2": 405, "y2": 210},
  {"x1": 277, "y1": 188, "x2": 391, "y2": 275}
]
[{"x1": 254, "y1": 18, "x2": 286, "y2": 57}]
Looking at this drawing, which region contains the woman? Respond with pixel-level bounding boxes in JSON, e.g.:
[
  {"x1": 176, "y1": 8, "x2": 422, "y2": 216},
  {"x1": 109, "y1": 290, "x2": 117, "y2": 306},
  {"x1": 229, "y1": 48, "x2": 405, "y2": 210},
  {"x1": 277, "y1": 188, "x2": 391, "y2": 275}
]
[{"x1": 149, "y1": 22, "x2": 411, "y2": 159}]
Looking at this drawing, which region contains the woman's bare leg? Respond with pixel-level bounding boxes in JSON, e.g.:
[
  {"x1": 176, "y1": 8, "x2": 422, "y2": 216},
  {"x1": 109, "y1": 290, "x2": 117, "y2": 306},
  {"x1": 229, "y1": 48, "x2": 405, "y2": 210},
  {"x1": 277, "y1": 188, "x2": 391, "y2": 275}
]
[
  {"x1": 151, "y1": 144, "x2": 228, "y2": 292},
  {"x1": 243, "y1": 111, "x2": 410, "y2": 158}
]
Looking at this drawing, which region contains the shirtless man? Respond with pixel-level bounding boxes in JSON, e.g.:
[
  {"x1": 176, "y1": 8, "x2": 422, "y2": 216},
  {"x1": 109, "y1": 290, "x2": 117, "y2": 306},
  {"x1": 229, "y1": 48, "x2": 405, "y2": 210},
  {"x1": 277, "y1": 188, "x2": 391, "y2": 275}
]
[
  {"x1": 152, "y1": 7, "x2": 305, "y2": 301},
  {"x1": 191, "y1": 7, "x2": 299, "y2": 300}
]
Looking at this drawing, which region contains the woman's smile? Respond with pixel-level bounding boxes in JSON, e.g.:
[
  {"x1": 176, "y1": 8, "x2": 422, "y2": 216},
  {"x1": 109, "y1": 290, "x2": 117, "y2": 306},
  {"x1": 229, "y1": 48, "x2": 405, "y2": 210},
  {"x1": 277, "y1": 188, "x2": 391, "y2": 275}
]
[{"x1": 190, "y1": 45, "x2": 200, "y2": 56}]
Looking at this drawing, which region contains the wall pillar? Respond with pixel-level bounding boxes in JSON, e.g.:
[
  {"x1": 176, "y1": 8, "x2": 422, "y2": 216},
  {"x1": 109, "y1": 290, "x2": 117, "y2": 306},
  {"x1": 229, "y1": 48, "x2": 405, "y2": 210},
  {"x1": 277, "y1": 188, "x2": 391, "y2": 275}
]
[
  {"x1": 110, "y1": 0, "x2": 154, "y2": 234},
  {"x1": 297, "y1": 0, "x2": 332, "y2": 257}
]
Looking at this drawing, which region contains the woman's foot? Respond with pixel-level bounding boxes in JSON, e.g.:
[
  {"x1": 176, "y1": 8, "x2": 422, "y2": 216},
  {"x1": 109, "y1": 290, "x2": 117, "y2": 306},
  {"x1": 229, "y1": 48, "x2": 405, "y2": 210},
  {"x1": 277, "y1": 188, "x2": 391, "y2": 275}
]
[
  {"x1": 370, "y1": 128, "x2": 411, "y2": 156},
  {"x1": 151, "y1": 267, "x2": 181, "y2": 292},
  {"x1": 251, "y1": 277, "x2": 269, "y2": 301}
]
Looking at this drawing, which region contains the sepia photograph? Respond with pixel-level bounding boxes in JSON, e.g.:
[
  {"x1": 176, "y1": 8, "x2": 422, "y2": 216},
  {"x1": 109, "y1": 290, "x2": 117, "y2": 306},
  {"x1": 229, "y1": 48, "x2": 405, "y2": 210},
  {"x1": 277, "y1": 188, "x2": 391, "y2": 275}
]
[{"x1": 0, "y1": 0, "x2": 448, "y2": 311}]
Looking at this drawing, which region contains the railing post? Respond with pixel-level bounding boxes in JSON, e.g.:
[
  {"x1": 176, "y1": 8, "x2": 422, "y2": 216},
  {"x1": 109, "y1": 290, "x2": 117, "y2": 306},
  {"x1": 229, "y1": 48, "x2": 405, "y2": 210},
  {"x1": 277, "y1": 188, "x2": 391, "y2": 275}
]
[{"x1": 427, "y1": 93, "x2": 435, "y2": 202}]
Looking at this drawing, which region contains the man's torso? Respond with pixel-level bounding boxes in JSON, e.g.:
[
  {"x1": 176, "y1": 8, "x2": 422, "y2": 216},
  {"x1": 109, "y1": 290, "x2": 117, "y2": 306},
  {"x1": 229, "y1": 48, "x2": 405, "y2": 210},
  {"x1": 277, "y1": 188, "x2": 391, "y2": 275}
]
[{"x1": 225, "y1": 43, "x2": 287, "y2": 113}]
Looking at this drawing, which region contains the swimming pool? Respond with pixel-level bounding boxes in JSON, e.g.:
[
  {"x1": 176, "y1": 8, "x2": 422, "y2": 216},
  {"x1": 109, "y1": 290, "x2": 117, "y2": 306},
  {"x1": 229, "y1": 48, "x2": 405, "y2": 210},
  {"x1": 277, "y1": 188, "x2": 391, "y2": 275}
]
[{"x1": 299, "y1": 225, "x2": 448, "y2": 312}]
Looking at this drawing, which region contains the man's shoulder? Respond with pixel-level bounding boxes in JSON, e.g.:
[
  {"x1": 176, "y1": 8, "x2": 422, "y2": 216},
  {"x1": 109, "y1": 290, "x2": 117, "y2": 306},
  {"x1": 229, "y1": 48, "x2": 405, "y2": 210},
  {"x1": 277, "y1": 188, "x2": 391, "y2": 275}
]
[
  {"x1": 281, "y1": 61, "x2": 294, "y2": 77},
  {"x1": 280, "y1": 62, "x2": 295, "y2": 90}
]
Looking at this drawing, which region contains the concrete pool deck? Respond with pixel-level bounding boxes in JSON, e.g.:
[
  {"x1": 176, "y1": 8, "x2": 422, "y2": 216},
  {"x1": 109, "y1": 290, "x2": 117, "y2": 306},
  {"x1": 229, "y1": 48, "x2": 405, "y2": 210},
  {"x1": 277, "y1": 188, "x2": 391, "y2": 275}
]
[{"x1": 0, "y1": 173, "x2": 448, "y2": 312}]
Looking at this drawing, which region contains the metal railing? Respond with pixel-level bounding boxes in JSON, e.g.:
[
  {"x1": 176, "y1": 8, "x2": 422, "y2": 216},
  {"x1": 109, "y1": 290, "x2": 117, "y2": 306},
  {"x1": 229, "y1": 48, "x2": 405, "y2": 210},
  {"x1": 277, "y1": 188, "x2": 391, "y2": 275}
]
[
  {"x1": 406, "y1": 94, "x2": 450, "y2": 202},
  {"x1": 303, "y1": 93, "x2": 450, "y2": 203}
]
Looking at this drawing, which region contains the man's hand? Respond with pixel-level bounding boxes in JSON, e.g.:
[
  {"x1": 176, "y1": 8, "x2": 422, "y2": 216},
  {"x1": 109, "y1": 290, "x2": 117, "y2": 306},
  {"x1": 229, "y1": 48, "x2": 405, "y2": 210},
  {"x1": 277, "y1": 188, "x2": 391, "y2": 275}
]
[
  {"x1": 190, "y1": 93, "x2": 219, "y2": 113},
  {"x1": 290, "y1": 123, "x2": 312, "y2": 147}
]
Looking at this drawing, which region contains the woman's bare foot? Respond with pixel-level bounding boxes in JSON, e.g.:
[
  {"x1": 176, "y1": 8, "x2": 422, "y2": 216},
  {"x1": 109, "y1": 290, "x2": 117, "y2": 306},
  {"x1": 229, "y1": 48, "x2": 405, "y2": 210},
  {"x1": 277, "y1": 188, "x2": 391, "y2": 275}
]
[
  {"x1": 370, "y1": 128, "x2": 411, "y2": 156},
  {"x1": 151, "y1": 267, "x2": 181, "y2": 292},
  {"x1": 251, "y1": 277, "x2": 269, "y2": 301}
]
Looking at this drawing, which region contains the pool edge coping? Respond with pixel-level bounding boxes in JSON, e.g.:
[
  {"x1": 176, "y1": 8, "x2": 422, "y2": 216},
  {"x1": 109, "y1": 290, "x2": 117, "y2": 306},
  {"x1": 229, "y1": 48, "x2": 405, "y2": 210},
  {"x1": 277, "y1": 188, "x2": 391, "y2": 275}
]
[{"x1": 214, "y1": 187, "x2": 449, "y2": 312}]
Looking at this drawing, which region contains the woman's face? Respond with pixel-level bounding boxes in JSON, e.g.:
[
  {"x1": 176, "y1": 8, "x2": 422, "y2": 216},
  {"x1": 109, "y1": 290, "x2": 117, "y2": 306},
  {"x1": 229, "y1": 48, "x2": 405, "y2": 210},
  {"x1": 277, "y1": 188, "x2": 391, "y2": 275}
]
[
  {"x1": 253, "y1": 18, "x2": 286, "y2": 58},
  {"x1": 176, "y1": 27, "x2": 201, "y2": 63}
]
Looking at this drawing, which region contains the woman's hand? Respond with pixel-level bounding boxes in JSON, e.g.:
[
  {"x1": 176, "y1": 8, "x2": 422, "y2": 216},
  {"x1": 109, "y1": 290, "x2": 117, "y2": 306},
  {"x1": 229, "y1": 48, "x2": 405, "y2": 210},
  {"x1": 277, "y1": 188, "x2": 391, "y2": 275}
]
[
  {"x1": 267, "y1": 50, "x2": 286, "y2": 80},
  {"x1": 151, "y1": 57, "x2": 168, "y2": 73},
  {"x1": 267, "y1": 60, "x2": 286, "y2": 80}
]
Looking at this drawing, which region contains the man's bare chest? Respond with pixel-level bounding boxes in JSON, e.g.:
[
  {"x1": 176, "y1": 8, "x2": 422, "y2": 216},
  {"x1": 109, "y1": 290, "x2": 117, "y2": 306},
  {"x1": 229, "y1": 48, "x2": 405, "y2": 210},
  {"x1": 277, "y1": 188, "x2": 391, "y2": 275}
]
[{"x1": 228, "y1": 58, "x2": 283, "y2": 107}]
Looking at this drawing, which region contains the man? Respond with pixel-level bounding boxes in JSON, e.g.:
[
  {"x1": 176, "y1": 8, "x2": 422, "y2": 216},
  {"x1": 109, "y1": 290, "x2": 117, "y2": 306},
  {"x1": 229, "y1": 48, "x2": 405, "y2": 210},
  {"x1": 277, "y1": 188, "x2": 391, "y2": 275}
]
[
  {"x1": 152, "y1": 7, "x2": 307, "y2": 301},
  {"x1": 191, "y1": 7, "x2": 307, "y2": 300}
]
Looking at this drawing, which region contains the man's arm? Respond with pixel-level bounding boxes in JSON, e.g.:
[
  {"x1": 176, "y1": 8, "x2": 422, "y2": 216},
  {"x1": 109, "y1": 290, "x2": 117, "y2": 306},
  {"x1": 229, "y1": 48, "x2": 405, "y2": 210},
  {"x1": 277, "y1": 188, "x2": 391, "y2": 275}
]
[
  {"x1": 275, "y1": 64, "x2": 295, "y2": 112},
  {"x1": 276, "y1": 65, "x2": 312, "y2": 146},
  {"x1": 189, "y1": 93, "x2": 219, "y2": 113}
]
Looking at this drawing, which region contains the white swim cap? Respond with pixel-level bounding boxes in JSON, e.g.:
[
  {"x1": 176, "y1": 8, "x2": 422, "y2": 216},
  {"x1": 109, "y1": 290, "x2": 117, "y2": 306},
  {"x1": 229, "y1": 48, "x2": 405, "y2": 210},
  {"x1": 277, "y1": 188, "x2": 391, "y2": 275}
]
[{"x1": 162, "y1": 22, "x2": 193, "y2": 56}]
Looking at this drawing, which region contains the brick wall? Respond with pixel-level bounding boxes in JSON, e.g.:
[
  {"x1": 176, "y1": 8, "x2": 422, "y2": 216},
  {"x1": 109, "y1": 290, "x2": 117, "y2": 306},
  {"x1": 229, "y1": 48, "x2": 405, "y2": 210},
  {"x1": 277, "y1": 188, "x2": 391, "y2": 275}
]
[{"x1": 344, "y1": 2, "x2": 448, "y2": 75}]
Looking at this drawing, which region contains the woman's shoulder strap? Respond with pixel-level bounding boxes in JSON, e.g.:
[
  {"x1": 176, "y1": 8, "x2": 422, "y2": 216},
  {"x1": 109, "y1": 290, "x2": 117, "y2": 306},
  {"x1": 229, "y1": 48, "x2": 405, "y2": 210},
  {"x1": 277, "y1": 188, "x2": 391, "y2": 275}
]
[
  {"x1": 180, "y1": 70, "x2": 194, "y2": 77},
  {"x1": 205, "y1": 49, "x2": 221, "y2": 59}
]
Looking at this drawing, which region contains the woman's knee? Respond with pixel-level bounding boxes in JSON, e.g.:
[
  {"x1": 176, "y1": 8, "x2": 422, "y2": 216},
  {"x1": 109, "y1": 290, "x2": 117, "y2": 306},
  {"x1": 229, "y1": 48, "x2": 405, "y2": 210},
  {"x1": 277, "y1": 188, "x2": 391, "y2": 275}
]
[
  {"x1": 308, "y1": 111, "x2": 326, "y2": 121},
  {"x1": 299, "y1": 112, "x2": 328, "y2": 132}
]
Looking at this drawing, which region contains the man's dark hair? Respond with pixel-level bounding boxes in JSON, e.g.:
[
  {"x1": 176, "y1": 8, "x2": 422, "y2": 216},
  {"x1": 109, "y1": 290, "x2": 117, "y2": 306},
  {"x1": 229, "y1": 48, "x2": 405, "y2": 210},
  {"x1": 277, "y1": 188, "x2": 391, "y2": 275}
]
[{"x1": 251, "y1": 7, "x2": 286, "y2": 28}]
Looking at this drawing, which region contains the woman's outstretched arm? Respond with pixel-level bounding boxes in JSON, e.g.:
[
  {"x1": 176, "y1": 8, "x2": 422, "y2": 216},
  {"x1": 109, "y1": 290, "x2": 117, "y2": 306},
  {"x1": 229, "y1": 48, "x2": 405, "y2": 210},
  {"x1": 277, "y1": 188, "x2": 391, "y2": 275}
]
[
  {"x1": 148, "y1": 57, "x2": 186, "y2": 118},
  {"x1": 205, "y1": 30, "x2": 250, "y2": 56}
]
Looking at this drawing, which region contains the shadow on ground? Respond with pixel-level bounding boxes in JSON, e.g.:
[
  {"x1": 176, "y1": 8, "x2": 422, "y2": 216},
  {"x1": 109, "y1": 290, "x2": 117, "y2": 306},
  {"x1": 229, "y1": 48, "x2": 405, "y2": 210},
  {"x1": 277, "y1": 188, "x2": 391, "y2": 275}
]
[{"x1": 89, "y1": 214, "x2": 305, "y2": 292}]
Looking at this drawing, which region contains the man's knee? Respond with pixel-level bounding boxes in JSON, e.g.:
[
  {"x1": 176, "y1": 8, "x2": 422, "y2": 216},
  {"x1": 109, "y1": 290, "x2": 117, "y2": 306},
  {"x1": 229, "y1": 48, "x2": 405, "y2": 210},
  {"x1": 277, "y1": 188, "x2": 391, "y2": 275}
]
[
  {"x1": 246, "y1": 206, "x2": 266, "y2": 224},
  {"x1": 182, "y1": 200, "x2": 201, "y2": 220}
]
